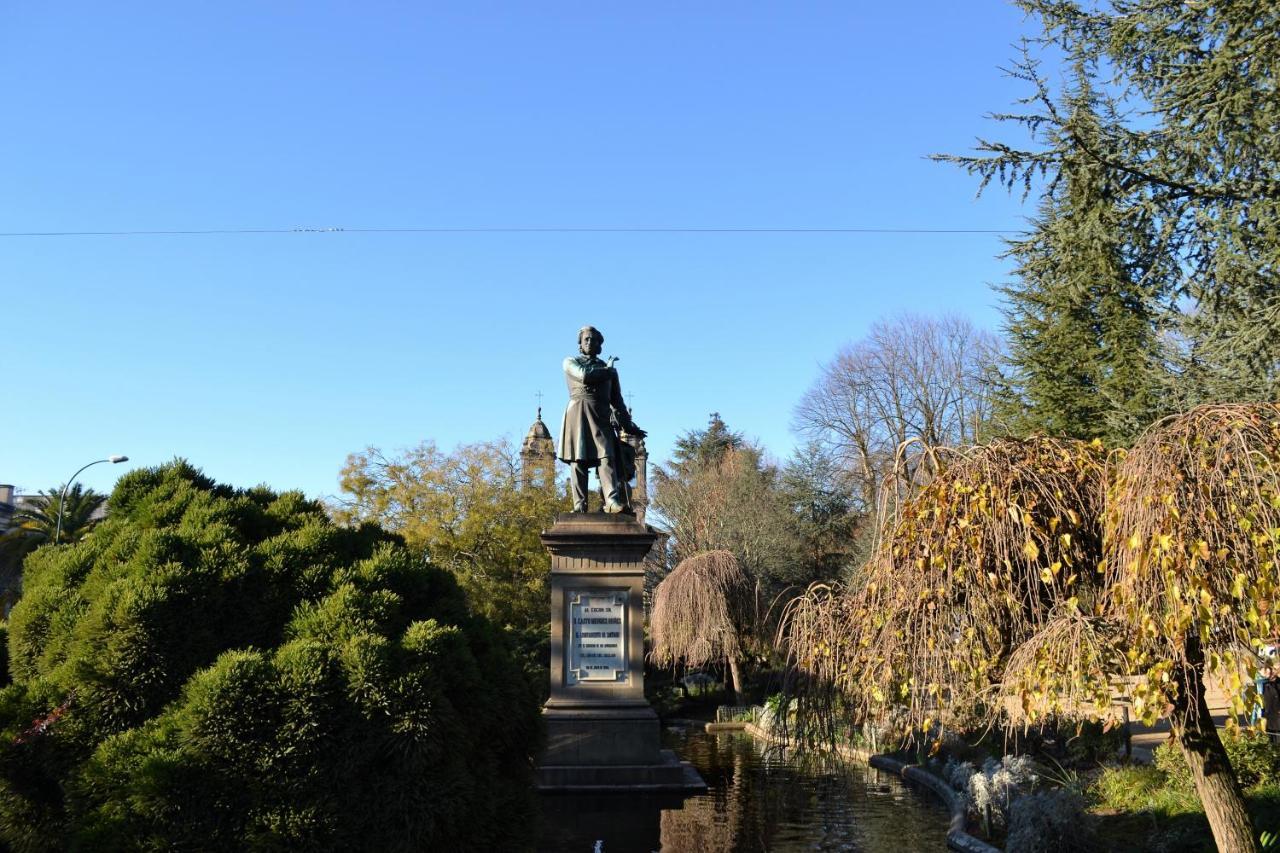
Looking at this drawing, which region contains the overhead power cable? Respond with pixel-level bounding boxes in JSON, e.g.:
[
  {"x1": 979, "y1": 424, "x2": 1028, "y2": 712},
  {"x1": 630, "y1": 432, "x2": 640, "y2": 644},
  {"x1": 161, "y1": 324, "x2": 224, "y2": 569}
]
[{"x1": 0, "y1": 225, "x2": 1018, "y2": 238}]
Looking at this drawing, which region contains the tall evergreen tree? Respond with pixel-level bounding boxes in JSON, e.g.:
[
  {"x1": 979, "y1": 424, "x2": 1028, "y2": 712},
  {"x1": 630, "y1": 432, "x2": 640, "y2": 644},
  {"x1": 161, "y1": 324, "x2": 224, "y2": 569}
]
[
  {"x1": 947, "y1": 0, "x2": 1280, "y2": 408},
  {"x1": 995, "y1": 70, "x2": 1173, "y2": 445},
  {"x1": 780, "y1": 442, "x2": 859, "y2": 581},
  {"x1": 652, "y1": 416, "x2": 806, "y2": 596},
  {"x1": 670, "y1": 412, "x2": 745, "y2": 473},
  {"x1": 1061, "y1": 0, "x2": 1280, "y2": 401}
]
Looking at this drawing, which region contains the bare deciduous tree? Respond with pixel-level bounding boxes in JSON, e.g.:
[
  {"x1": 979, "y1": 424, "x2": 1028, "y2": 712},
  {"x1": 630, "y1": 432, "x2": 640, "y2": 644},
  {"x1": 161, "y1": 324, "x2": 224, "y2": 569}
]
[{"x1": 793, "y1": 313, "x2": 1000, "y2": 521}]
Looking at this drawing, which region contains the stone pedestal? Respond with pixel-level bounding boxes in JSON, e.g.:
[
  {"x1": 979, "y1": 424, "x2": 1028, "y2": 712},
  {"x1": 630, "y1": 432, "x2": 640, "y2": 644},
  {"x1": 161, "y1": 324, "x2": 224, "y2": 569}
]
[{"x1": 536, "y1": 513, "x2": 705, "y2": 792}]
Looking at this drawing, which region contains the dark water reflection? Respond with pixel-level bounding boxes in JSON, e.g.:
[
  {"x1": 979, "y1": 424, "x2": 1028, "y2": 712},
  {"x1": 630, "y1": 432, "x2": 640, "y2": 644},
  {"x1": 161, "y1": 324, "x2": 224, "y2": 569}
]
[{"x1": 537, "y1": 726, "x2": 949, "y2": 852}]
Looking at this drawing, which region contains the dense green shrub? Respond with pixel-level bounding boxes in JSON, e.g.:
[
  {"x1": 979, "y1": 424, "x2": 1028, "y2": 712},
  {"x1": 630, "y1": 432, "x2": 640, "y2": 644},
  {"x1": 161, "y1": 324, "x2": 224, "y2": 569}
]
[
  {"x1": 1091, "y1": 764, "x2": 1159, "y2": 810},
  {"x1": 0, "y1": 461, "x2": 540, "y2": 851},
  {"x1": 1155, "y1": 728, "x2": 1280, "y2": 791}
]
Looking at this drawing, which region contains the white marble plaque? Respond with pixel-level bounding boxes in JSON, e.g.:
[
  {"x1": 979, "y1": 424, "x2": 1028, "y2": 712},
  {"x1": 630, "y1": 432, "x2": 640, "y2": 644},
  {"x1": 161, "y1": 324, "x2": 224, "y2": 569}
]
[{"x1": 567, "y1": 589, "x2": 628, "y2": 685}]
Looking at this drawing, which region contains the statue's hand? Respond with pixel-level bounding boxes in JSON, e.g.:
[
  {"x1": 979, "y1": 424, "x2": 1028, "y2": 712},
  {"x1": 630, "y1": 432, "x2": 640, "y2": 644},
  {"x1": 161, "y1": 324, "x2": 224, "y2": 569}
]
[{"x1": 605, "y1": 356, "x2": 619, "y2": 368}]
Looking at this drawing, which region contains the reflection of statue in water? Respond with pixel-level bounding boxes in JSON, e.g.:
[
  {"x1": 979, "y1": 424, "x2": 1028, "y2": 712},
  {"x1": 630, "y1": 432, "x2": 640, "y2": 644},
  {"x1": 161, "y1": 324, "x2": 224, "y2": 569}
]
[{"x1": 558, "y1": 325, "x2": 646, "y2": 513}]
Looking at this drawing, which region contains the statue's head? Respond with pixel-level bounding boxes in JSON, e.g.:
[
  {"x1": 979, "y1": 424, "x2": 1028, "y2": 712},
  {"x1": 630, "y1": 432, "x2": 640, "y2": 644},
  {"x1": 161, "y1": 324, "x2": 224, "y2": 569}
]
[{"x1": 578, "y1": 325, "x2": 603, "y2": 357}]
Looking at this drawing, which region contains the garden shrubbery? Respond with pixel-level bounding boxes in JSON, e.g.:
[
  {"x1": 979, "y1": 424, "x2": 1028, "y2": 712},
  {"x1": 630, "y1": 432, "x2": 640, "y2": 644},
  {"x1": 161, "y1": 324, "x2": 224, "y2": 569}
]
[
  {"x1": 1154, "y1": 727, "x2": 1280, "y2": 792},
  {"x1": 0, "y1": 461, "x2": 540, "y2": 852},
  {"x1": 940, "y1": 751, "x2": 1094, "y2": 852},
  {"x1": 1091, "y1": 763, "x2": 1201, "y2": 816}
]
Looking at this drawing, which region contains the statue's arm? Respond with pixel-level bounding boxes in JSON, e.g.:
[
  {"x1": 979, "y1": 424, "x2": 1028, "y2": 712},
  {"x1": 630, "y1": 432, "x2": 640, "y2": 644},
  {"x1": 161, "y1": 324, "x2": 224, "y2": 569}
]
[{"x1": 563, "y1": 356, "x2": 611, "y2": 385}]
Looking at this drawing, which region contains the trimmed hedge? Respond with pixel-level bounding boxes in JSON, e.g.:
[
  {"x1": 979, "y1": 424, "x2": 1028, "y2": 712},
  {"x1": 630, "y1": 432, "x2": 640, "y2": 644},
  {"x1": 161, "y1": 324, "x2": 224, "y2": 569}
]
[{"x1": 0, "y1": 461, "x2": 540, "y2": 851}]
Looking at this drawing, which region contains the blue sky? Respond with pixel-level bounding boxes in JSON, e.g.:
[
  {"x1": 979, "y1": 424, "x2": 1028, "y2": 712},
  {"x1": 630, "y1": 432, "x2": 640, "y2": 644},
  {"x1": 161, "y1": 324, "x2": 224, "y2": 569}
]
[{"x1": 3, "y1": 3, "x2": 1047, "y2": 500}]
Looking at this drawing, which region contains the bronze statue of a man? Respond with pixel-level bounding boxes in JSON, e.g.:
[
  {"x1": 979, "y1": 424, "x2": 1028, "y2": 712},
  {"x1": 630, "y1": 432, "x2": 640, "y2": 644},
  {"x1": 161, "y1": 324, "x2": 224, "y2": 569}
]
[{"x1": 558, "y1": 325, "x2": 646, "y2": 513}]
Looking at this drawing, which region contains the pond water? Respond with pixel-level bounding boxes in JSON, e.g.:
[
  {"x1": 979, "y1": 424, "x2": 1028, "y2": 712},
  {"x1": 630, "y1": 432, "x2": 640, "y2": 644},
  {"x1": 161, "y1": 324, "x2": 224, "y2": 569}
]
[{"x1": 537, "y1": 725, "x2": 950, "y2": 852}]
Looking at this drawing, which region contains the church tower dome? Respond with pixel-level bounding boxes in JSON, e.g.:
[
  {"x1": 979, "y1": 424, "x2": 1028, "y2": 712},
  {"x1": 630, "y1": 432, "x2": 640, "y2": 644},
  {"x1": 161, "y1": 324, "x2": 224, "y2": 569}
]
[{"x1": 520, "y1": 407, "x2": 557, "y2": 488}]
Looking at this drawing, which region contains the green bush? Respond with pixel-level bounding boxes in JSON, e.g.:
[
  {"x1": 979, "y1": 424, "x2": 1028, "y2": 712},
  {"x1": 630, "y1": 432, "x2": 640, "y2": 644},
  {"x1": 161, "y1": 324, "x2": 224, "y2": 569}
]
[
  {"x1": 0, "y1": 461, "x2": 540, "y2": 851},
  {"x1": 1090, "y1": 765, "x2": 1191, "y2": 813},
  {"x1": 1155, "y1": 727, "x2": 1280, "y2": 791}
]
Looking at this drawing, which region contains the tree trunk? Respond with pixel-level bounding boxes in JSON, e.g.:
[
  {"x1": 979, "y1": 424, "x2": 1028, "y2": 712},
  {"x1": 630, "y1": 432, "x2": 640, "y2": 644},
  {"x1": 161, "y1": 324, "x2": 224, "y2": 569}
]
[
  {"x1": 1172, "y1": 643, "x2": 1259, "y2": 853},
  {"x1": 727, "y1": 654, "x2": 745, "y2": 705}
]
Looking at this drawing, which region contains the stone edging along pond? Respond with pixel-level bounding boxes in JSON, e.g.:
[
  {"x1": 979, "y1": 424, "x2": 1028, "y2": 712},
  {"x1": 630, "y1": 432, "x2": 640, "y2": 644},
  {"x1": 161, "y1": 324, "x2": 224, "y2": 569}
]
[{"x1": 735, "y1": 722, "x2": 1000, "y2": 853}]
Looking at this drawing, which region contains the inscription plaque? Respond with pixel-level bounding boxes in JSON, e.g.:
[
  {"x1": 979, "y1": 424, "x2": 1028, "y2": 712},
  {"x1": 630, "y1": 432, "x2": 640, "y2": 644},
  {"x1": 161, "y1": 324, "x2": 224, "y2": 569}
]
[{"x1": 567, "y1": 589, "x2": 628, "y2": 685}]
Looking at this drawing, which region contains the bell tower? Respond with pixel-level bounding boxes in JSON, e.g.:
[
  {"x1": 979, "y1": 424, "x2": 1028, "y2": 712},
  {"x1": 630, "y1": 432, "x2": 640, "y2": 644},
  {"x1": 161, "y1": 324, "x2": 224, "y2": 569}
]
[{"x1": 521, "y1": 407, "x2": 557, "y2": 489}]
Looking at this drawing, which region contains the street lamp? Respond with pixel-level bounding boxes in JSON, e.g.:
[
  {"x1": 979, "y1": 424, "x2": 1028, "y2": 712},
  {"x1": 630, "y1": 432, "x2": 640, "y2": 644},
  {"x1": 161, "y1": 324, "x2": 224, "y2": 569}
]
[{"x1": 54, "y1": 455, "x2": 129, "y2": 544}]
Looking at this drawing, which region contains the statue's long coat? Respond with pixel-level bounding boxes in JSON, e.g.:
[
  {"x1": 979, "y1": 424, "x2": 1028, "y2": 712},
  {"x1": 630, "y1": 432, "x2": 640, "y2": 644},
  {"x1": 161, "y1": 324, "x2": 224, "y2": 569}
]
[{"x1": 558, "y1": 355, "x2": 634, "y2": 476}]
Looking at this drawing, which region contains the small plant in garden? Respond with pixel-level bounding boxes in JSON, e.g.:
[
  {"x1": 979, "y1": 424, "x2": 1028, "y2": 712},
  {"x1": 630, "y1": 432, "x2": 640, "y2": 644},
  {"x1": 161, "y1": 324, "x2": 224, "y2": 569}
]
[
  {"x1": 760, "y1": 692, "x2": 797, "y2": 732},
  {"x1": 943, "y1": 756, "x2": 977, "y2": 792},
  {"x1": 1090, "y1": 763, "x2": 1203, "y2": 817},
  {"x1": 967, "y1": 755, "x2": 1039, "y2": 832},
  {"x1": 1005, "y1": 788, "x2": 1092, "y2": 853},
  {"x1": 942, "y1": 751, "x2": 1093, "y2": 850},
  {"x1": 1033, "y1": 755, "x2": 1084, "y2": 798}
]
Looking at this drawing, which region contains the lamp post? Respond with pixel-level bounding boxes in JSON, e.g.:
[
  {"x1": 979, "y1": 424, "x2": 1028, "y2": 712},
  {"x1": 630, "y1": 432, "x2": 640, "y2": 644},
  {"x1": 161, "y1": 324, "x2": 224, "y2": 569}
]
[{"x1": 54, "y1": 455, "x2": 128, "y2": 545}]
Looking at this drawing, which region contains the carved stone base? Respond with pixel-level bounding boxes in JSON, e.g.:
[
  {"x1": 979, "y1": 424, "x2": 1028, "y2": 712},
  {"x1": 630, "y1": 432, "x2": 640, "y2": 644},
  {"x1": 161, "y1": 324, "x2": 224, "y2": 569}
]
[
  {"x1": 542, "y1": 703, "x2": 663, "y2": 766},
  {"x1": 535, "y1": 513, "x2": 706, "y2": 793},
  {"x1": 538, "y1": 697, "x2": 705, "y2": 791}
]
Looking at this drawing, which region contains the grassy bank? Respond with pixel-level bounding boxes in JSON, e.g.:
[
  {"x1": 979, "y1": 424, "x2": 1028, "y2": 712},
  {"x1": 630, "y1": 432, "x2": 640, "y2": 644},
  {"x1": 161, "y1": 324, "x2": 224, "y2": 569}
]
[{"x1": 1090, "y1": 770, "x2": 1280, "y2": 852}]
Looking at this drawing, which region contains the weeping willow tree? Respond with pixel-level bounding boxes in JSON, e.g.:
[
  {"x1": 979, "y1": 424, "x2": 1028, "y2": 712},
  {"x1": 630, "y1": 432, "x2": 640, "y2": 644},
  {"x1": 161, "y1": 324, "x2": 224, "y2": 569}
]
[
  {"x1": 650, "y1": 550, "x2": 751, "y2": 703},
  {"x1": 1097, "y1": 404, "x2": 1280, "y2": 852},
  {"x1": 782, "y1": 436, "x2": 1108, "y2": 741},
  {"x1": 1000, "y1": 404, "x2": 1280, "y2": 852},
  {"x1": 782, "y1": 436, "x2": 1109, "y2": 747},
  {"x1": 783, "y1": 407, "x2": 1280, "y2": 853}
]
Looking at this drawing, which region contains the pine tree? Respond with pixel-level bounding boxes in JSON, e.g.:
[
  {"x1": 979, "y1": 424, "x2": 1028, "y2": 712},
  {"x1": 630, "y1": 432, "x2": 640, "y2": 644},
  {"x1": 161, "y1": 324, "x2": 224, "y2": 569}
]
[
  {"x1": 996, "y1": 72, "x2": 1172, "y2": 445},
  {"x1": 780, "y1": 442, "x2": 859, "y2": 581},
  {"x1": 1055, "y1": 0, "x2": 1280, "y2": 401},
  {"x1": 670, "y1": 412, "x2": 745, "y2": 473},
  {"x1": 652, "y1": 415, "x2": 806, "y2": 594},
  {"x1": 948, "y1": 1, "x2": 1280, "y2": 408}
]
